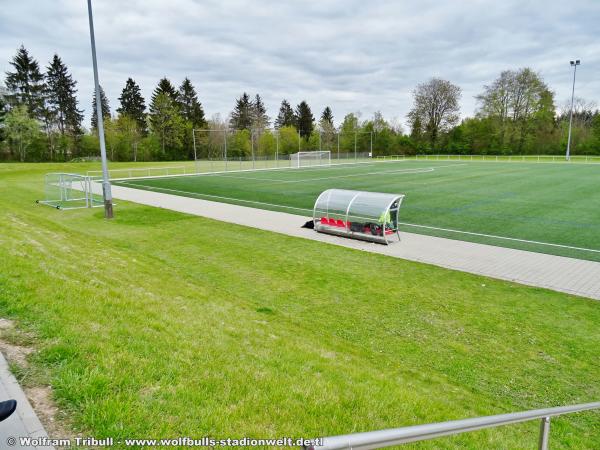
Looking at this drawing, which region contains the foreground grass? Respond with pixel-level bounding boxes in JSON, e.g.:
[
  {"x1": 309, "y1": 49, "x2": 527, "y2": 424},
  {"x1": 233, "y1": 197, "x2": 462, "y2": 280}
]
[{"x1": 0, "y1": 162, "x2": 599, "y2": 449}]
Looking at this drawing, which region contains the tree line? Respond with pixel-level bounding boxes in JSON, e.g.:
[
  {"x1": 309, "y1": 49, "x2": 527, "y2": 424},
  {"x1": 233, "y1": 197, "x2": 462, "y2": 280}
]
[{"x1": 1, "y1": 45, "x2": 599, "y2": 162}]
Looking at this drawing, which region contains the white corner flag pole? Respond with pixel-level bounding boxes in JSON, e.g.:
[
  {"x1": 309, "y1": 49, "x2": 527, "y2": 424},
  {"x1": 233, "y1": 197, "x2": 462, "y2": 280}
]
[{"x1": 87, "y1": 0, "x2": 114, "y2": 218}]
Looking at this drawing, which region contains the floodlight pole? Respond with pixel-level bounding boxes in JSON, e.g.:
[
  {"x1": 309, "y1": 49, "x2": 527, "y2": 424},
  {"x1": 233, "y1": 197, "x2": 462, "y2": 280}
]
[
  {"x1": 275, "y1": 131, "x2": 279, "y2": 165},
  {"x1": 566, "y1": 59, "x2": 580, "y2": 161},
  {"x1": 223, "y1": 129, "x2": 228, "y2": 170},
  {"x1": 192, "y1": 128, "x2": 197, "y2": 161},
  {"x1": 251, "y1": 129, "x2": 255, "y2": 169},
  {"x1": 87, "y1": 0, "x2": 113, "y2": 218}
]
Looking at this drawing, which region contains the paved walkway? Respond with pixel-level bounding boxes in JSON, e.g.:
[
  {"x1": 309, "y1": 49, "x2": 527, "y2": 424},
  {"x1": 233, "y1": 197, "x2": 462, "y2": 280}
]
[
  {"x1": 98, "y1": 184, "x2": 600, "y2": 301},
  {"x1": 0, "y1": 353, "x2": 54, "y2": 449}
]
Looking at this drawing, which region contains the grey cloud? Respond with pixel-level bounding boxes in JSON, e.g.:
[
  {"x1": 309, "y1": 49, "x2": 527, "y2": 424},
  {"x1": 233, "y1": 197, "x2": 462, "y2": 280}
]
[{"x1": 1, "y1": 0, "x2": 598, "y2": 129}]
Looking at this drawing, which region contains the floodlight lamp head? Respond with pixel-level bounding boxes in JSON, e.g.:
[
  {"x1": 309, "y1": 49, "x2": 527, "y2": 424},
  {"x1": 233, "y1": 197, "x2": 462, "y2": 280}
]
[
  {"x1": 576, "y1": 59, "x2": 581, "y2": 65},
  {"x1": 570, "y1": 61, "x2": 575, "y2": 65}
]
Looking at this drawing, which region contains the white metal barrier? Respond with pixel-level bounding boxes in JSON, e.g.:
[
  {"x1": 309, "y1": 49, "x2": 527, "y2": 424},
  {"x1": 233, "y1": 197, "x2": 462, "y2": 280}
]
[
  {"x1": 374, "y1": 155, "x2": 407, "y2": 161},
  {"x1": 304, "y1": 401, "x2": 600, "y2": 450},
  {"x1": 87, "y1": 165, "x2": 187, "y2": 180},
  {"x1": 414, "y1": 154, "x2": 600, "y2": 163}
]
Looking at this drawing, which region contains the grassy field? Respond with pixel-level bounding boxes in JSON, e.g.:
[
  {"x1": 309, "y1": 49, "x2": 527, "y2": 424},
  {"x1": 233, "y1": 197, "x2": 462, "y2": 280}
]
[
  {"x1": 114, "y1": 159, "x2": 600, "y2": 261},
  {"x1": 1, "y1": 162, "x2": 599, "y2": 449}
]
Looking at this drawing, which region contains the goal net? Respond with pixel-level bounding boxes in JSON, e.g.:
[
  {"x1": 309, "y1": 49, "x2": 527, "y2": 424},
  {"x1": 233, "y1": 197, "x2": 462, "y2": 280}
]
[
  {"x1": 37, "y1": 173, "x2": 103, "y2": 210},
  {"x1": 290, "y1": 151, "x2": 331, "y2": 168}
]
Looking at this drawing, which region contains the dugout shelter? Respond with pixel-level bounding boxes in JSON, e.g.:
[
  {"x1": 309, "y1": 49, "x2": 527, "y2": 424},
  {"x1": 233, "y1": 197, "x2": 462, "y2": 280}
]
[{"x1": 313, "y1": 189, "x2": 405, "y2": 244}]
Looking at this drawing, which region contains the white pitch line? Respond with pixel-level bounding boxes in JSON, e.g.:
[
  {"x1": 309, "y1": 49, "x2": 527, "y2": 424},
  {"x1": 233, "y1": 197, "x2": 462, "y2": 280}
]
[
  {"x1": 118, "y1": 181, "x2": 314, "y2": 212},
  {"x1": 398, "y1": 222, "x2": 600, "y2": 254},
  {"x1": 205, "y1": 164, "x2": 467, "y2": 184},
  {"x1": 109, "y1": 159, "x2": 407, "y2": 182},
  {"x1": 206, "y1": 167, "x2": 433, "y2": 183},
  {"x1": 118, "y1": 180, "x2": 600, "y2": 255}
]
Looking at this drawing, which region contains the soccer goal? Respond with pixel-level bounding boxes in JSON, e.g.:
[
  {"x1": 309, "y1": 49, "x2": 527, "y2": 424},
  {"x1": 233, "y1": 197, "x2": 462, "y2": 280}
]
[
  {"x1": 37, "y1": 173, "x2": 103, "y2": 210},
  {"x1": 290, "y1": 151, "x2": 331, "y2": 168}
]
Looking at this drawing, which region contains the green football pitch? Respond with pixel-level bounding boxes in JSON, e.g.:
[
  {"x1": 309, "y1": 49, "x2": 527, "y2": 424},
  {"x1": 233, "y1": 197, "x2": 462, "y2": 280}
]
[{"x1": 114, "y1": 160, "x2": 600, "y2": 261}]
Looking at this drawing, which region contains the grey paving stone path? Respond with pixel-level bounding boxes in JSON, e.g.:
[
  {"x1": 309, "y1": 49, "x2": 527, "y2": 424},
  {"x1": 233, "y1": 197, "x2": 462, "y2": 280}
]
[
  {"x1": 0, "y1": 353, "x2": 54, "y2": 449},
  {"x1": 95, "y1": 183, "x2": 600, "y2": 301}
]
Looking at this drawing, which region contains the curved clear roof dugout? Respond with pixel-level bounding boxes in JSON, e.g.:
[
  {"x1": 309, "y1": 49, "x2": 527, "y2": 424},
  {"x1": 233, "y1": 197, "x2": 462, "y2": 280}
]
[{"x1": 313, "y1": 189, "x2": 405, "y2": 244}]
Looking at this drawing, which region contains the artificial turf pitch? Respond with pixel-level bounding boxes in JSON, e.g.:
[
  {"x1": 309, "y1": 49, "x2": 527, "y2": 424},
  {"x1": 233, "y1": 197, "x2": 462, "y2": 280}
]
[{"x1": 115, "y1": 159, "x2": 600, "y2": 261}]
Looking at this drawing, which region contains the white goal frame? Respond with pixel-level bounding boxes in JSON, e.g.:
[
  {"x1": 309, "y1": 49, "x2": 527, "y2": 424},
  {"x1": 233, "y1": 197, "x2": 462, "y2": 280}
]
[
  {"x1": 290, "y1": 151, "x2": 331, "y2": 168},
  {"x1": 37, "y1": 173, "x2": 103, "y2": 210}
]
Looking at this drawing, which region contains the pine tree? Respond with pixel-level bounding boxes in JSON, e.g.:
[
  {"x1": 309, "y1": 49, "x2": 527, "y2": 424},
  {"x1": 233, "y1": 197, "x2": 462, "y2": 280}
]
[
  {"x1": 45, "y1": 54, "x2": 83, "y2": 135},
  {"x1": 148, "y1": 92, "x2": 185, "y2": 156},
  {"x1": 0, "y1": 87, "x2": 7, "y2": 121},
  {"x1": 4, "y1": 45, "x2": 46, "y2": 118},
  {"x1": 252, "y1": 94, "x2": 269, "y2": 129},
  {"x1": 295, "y1": 100, "x2": 314, "y2": 138},
  {"x1": 151, "y1": 78, "x2": 178, "y2": 104},
  {"x1": 148, "y1": 78, "x2": 185, "y2": 156},
  {"x1": 117, "y1": 78, "x2": 147, "y2": 133},
  {"x1": 275, "y1": 99, "x2": 295, "y2": 128},
  {"x1": 91, "y1": 85, "x2": 110, "y2": 130},
  {"x1": 177, "y1": 78, "x2": 205, "y2": 128},
  {"x1": 229, "y1": 93, "x2": 253, "y2": 130},
  {"x1": 149, "y1": 78, "x2": 179, "y2": 133},
  {"x1": 320, "y1": 106, "x2": 334, "y2": 127},
  {"x1": 0, "y1": 90, "x2": 7, "y2": 141}
]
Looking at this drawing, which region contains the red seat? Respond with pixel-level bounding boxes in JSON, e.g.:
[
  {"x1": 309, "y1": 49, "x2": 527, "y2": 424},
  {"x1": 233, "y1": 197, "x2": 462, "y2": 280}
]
[
  {"x1": 320, "y1": 217, "x2": 328, "y2": 225},
  {"x1": 336, "y1": 219, "x2": 345, "y2": 227}
]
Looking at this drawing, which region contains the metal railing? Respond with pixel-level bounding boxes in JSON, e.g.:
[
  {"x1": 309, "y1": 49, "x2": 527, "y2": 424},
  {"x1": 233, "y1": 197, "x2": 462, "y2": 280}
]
[
  {"x1": 414, "y1": 154, "x2": 600, "y2": 163},
  {"x1": 87, "y1": 165, "x2": 188, "y2": 180},
  {"x1": 304, "y1": 401, "x2": 600, "y2": 450}
]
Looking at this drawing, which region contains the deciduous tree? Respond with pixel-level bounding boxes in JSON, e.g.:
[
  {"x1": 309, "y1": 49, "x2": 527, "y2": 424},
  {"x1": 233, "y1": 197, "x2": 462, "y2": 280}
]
[
  {"x1": 117, "y1": 114, "x2": 143, "y2": 161},
  {"x1": 476, "y1": 68, "x2": 555, "y2": 152},
  {"x1": 407, "y1": 78, "x2": 461, "y2": 149},
  {"x1": 4, "y1": 105, "x2": 40, "y2": 161},
  {"x1": 277, "y1": 125, "x2": 300, "y2": 154},
  {"x1": 337, "y1": 113, "x2": 360, "y2": 153},
  {"x1": 148, "y1": 92, "x2": 185, "y2": 157}
]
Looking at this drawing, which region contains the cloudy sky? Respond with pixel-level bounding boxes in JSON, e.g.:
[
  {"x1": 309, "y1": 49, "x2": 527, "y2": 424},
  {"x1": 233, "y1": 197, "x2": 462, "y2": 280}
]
[{"x1": 1, "y1": 0, "x2": 598, "y2": 129}]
